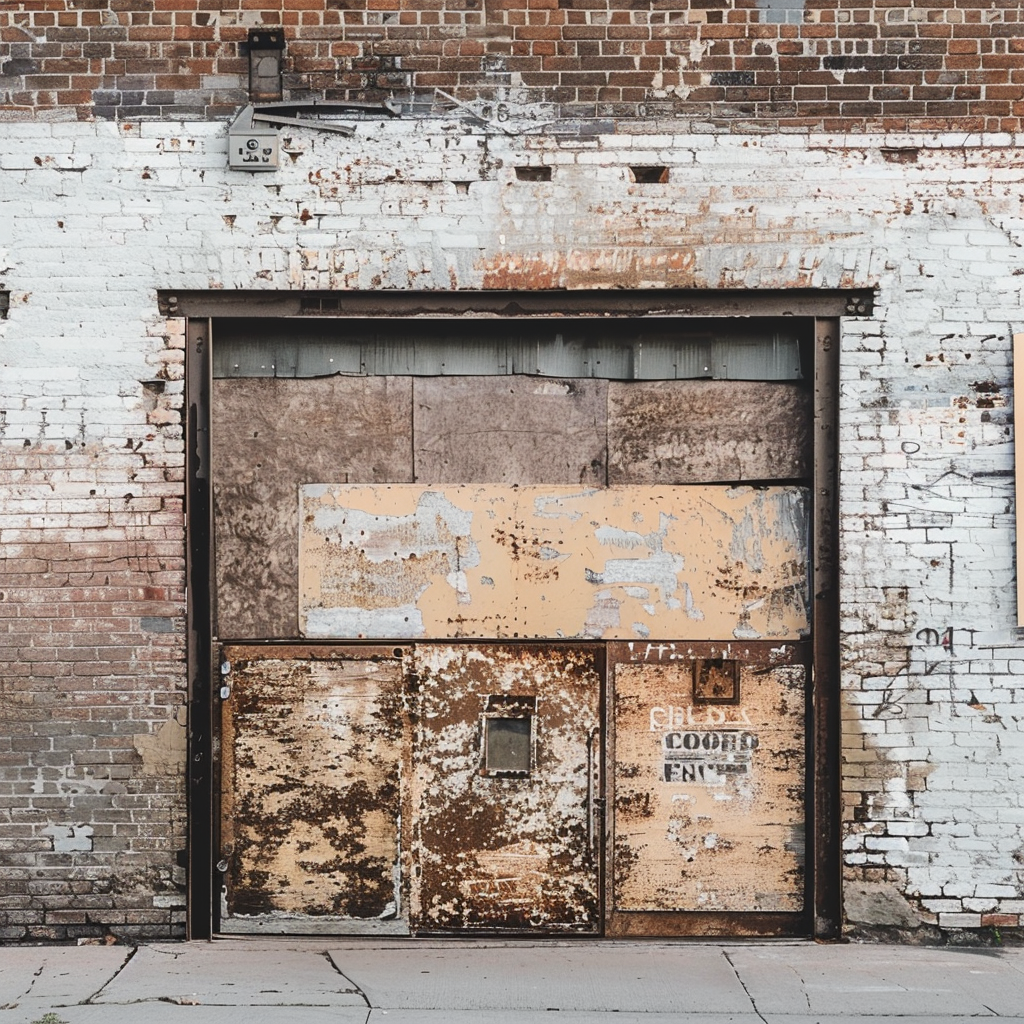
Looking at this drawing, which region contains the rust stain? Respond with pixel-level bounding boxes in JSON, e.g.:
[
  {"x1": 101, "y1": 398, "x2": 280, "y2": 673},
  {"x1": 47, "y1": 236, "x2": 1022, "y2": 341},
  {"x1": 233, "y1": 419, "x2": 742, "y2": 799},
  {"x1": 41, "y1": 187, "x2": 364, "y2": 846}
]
[
  {"x1": 611, "y1": 650, "x2": 806, "y2": 914},
  {"x1": 479, "y1": 249, "x2": 699, "y2": 290},
  {"x1": 300, "y1": 484, "x2": 810, "y2": 641},
  {"x1": 408, "y1": 644, "x2": 600, "y2": 933},
  {"x1": 221, "y1": 649, "x2": 404, "y2": 923}
]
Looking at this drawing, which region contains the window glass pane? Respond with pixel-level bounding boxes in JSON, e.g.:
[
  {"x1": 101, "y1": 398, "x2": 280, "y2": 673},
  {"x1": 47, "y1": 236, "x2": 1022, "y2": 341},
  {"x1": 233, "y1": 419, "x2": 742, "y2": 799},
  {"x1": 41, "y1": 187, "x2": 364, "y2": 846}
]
[{"x1": 484, "y1": 717, "x2": 531, "y2": 773}]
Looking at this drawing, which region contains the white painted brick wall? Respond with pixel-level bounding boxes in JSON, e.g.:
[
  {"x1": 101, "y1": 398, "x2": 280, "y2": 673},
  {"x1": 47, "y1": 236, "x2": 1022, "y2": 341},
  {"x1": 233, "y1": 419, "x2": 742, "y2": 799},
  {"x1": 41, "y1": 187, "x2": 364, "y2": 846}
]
[{"x1": 0, "y1": 116, "x2": 1020, "y2": 937}]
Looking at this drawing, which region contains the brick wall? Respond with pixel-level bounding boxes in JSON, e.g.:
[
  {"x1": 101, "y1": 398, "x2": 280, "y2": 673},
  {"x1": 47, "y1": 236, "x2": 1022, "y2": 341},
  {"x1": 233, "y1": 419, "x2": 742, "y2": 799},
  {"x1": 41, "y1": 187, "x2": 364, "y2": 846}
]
[
  {"x1": 0, "y1": 117, "x2": 1022, "y2": 939},
  {"x1": 0, "y1": 302, "x2": 187, "y2": 941},
  {"x1": 1, "y1": 0, "x2": 1022, "y2": 129}
]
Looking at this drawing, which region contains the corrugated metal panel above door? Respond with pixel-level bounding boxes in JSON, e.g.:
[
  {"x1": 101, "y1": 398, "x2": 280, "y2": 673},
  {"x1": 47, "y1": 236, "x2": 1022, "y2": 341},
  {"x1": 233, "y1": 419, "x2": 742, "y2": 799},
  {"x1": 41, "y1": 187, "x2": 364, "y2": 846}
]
[{"x1": 213, "y1": 318, "x2": 805, "y2": 381}]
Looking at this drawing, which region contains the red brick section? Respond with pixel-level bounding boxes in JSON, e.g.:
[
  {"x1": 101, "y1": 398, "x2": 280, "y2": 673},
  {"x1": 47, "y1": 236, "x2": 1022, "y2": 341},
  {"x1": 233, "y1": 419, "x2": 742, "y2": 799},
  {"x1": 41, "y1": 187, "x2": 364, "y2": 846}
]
[
  {"x1": 0, "y1": 333, "x2": 187, "y2": 942},
  {"x1": 0, "y1": 0, "x2": 1021, "y2": 130}
]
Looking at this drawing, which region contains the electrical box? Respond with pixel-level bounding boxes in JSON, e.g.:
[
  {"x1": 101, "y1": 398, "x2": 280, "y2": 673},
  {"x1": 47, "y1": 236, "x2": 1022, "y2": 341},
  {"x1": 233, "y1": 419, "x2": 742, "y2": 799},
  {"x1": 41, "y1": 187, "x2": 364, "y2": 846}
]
[{"x1": 228, "y1": 107, "x2": 279, "y2": 171}]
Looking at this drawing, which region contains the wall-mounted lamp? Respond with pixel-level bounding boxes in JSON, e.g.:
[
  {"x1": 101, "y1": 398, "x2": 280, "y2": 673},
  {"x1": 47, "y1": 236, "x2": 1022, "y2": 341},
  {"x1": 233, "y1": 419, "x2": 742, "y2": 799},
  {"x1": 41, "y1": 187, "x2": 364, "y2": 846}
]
[{"x1": 248, "y1": 28, "x2": 284, "y2": 102}]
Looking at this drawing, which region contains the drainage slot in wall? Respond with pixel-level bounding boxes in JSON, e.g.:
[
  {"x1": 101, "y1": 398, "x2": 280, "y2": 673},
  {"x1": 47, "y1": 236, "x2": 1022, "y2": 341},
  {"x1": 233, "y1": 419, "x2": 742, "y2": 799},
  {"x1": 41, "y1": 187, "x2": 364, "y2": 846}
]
[
  {"x1": 629, "y1": 166, "x2": 669, "y2": 184},
  {"x1": 515, "y1": 166, "x2": 552, "y2": 181}
]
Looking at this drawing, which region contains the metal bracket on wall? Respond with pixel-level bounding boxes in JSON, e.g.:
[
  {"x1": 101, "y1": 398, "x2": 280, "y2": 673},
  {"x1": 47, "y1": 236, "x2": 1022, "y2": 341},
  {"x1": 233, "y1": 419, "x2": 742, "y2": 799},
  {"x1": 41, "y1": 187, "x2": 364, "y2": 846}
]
[{"x1": 227, "y1": 99, "x2": 402, "y2": 170}]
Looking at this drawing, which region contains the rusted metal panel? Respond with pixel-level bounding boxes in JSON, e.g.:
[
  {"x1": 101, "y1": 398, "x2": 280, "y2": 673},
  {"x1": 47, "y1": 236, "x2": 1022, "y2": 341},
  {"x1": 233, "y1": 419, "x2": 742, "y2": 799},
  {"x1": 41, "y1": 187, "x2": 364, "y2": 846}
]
[
  {"x1": 299, "y1": 484, "x2": 810, "y2": 641},
  {"x1": 211, "y1": 376, "x2": 413, "y2": 639},
  {"x1": 412, "y1": 376, "x2": 607, "y2": 484},
  {"x1": 408, "y1": 644, "x2": 601, "y2": 933},
  {"x1": 219, "y1": 645, "x2": 408, "y2": 933},
  {"x1": 608, "y1": 380, "x2": 812, "y2": 484},
  {"x1": 608, "y1": 641, "x2": 807, "y2": 923}
]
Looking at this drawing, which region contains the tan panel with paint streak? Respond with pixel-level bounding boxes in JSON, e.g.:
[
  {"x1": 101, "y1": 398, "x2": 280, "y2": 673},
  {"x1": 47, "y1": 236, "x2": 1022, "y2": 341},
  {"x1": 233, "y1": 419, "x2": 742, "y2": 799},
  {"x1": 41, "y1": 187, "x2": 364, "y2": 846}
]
[
  {"x1": 612, "y1": 652, "x2": 805, "y2": 913},
  {"x1": 413, "y1": 376, "x2": 607, "y2": 484},
  {"x1": 212, "y1": 376, "x2": 413, "y2": 639},
  {"x1": 608, "y1": 380, "x2": 811, "y2": 484},
  {"x1": 299, "y1": 484, "x2": 809, "y2": 641},
  {"x1": 220, "y1": 649, "x2": 405, "y2": 928},
  {"x1": 408, "y1": 644, "x2": 601, "y2": 933}
]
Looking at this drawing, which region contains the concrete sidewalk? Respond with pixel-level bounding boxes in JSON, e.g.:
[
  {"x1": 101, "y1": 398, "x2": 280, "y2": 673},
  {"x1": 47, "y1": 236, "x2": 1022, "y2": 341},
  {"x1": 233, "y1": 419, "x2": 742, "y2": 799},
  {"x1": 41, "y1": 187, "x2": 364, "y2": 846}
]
[{"x1": 2, "y1": 938, "x2": 1024, "y2": 1024}]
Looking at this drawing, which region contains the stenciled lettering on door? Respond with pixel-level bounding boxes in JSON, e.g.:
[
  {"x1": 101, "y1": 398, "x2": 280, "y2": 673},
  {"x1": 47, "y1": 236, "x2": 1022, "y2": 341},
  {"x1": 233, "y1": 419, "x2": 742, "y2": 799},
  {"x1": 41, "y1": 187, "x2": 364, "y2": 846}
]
[
  {"x1": 662, "y1": 729, "x2": 759, "y2": 784},
  {"x1": 652, "y1": 703, "x2": 758, "y2": 784}
]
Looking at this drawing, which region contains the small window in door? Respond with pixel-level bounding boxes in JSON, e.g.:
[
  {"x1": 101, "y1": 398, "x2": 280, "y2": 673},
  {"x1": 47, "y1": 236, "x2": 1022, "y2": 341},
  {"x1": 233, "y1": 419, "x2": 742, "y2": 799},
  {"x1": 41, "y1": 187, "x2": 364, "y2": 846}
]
[{"x1": 483, "y1": 716, "x2": 532, "y2": 777}]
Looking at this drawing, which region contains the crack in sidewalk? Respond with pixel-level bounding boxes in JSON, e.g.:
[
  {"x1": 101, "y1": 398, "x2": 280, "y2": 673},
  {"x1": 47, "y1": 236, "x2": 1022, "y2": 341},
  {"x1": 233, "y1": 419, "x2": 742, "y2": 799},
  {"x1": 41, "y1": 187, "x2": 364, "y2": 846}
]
[
  {"x1": 0, "y1": 963, "x2": 44, "y2": 1009},
  {"x1": 83, "y1": 945, "x2": 137, "y2": 1005},
  {"x1": 722, "y1": 949, "x2": 768, "y2": 1024},
  {"x1": 324, "y1": 949, "x2": 372, "y2": 1024}
]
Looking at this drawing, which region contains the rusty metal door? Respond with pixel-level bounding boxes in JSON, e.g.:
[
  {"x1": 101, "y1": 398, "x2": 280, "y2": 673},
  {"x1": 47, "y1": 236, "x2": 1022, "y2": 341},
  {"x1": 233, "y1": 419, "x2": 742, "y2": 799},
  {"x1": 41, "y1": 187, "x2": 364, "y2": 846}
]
[
  {"x1": 408, "y1": 644, "x2": 602, "y2": 934},
  {"x1": 219, "y1": 645, "x2": 409, "y2": 934},
  {"x1": 606, "y1": 641, "x2": 810, "y2": 937}
]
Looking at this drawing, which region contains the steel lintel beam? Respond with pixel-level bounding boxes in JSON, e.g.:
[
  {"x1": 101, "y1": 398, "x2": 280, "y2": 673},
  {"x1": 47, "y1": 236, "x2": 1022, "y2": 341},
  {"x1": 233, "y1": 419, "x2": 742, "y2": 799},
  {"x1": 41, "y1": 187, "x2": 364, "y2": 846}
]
[{"x1": 161, "y1": 289, "x2": 875, "y2": 320}]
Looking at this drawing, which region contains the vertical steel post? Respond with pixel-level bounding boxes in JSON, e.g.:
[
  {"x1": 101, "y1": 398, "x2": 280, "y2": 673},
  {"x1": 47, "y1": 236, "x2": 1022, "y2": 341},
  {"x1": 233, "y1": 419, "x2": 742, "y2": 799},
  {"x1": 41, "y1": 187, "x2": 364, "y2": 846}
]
[
  {"x1": 186, "y1": 318, "x2": 214, "y2": 939},
  {"x1": 812, "y1": 316, "x2": 842, "y2": 939}
]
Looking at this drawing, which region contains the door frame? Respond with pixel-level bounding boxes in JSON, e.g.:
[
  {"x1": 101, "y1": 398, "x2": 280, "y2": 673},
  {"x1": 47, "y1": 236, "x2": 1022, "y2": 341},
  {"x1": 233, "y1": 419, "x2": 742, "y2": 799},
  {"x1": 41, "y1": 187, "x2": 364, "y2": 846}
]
[{"x1": 179, "y1": 289, "x2": 855, "y2": 940}]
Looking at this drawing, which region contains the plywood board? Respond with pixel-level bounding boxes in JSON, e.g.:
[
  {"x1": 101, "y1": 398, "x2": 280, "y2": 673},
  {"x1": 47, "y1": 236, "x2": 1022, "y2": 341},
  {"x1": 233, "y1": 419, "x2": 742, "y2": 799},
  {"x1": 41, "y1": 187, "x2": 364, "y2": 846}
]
[
  {"x1": 612, "y1": 649, "x2": 806, "y2": 913},
  {"x1": 413, "y1": 376, "x2": 607, "y2": 484},
  {"x1": 299, "y1": 484, "x2": 809, "y2": 640},
  {"x1": 220, "y1": 649, "x2": 405, "y2": 927},
  {"x1": 608, "y1": 380, "x2": 811, "y2": 484},
  {"x1": 212, "y1": 376, "x2": 413, "y2": 638}
]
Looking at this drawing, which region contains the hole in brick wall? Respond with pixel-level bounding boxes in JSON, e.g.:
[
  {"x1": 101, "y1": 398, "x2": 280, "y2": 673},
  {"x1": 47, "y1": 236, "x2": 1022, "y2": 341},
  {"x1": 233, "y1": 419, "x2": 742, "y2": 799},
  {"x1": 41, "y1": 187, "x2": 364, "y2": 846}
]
[
  {"x1": 515, "y1": 166, "x2": 552, "y2": 182},
  {"x1": 881, "y1": 147, "x2": 919, "y2": 164},
  {"x1": 629, "y1": 166, "x2": 669, "y2": 184},
  {"x1": 141, "y1": 378, "x2": 166, "y2": 414},
  {"x1": 0, "y1": 293, "x2": 8, "y2": 319},
  {"x1": 454, "y1": 181, "x2": 471, "y2": 194}
]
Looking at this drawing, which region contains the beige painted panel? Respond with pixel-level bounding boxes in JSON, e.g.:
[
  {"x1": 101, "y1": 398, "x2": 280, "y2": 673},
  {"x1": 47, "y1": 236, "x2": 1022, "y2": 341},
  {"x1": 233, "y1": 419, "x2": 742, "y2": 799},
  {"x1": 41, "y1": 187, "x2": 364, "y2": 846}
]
[
  {"x1": 220, "y1": 649, "x2": 405, "y2": 928},
  {"x1": 212, "y1": 376, "x2": 413, "y2": 638},
  {"x1": 299, "y1": 484, "x2": 809, "y2": 640},
  {"x1": 612, "y1": 649, "x2": 806, "y2": 913},
  {"x1": 413, "y1": 376, "x2": 607, "y2": 484},
  {"x1": 609, "y1": 380, "x2": 812, "y2": 484}
]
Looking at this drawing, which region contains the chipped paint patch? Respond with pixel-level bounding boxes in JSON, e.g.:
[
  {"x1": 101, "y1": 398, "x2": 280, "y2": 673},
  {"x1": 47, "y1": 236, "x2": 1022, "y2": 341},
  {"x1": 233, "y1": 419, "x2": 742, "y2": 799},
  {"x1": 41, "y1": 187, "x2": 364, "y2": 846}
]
[{"x1": 221, "y1": 650, "x2": 405, "y2": 927}]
